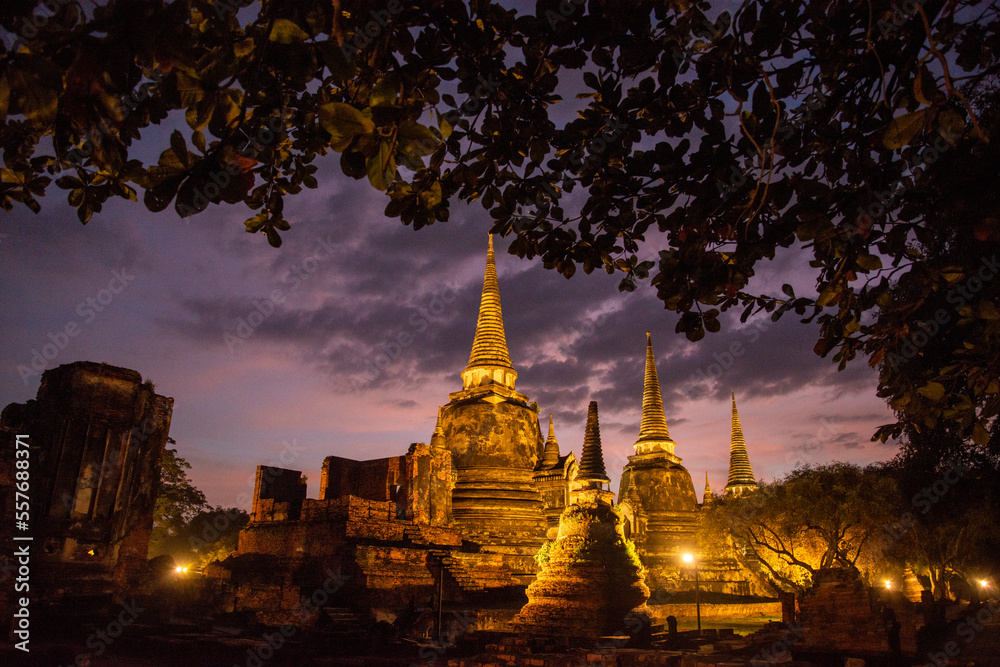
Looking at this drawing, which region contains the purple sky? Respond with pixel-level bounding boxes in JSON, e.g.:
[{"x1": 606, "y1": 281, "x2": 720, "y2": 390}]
[{"x1": 0, "y1": 154, "x2": 898, "y2": 509}]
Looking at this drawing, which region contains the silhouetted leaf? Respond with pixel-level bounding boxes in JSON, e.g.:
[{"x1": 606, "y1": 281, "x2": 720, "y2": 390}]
[
  {"x1": 269, "y1": 19, "x2": 309, "y2": 44},
  {"x1": 318, "y1": 102, "x2": 374, "y2": 151}
]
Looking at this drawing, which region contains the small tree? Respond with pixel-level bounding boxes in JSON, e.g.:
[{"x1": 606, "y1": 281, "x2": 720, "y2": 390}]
[
  {"x1": 152, "y1": 444, "x2": 207, "y2": 540},
  {"x1": 149, "y1": 445, "x2": 248, "y2": 569}
]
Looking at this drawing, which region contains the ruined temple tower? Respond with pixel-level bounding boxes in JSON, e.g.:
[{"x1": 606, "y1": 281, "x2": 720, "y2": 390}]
[
  {"x1": 617, "y1": 334, "x2": 699, "y2": 586},
  {"x1": 512, "y1": 402, "x2": 648, "y2": 637},
  {"x1": 532, "y1": 415, "x2": 577, "y2": 539},
  {"x1": 724, "y1": 393, "x2": 759, "y2": 496},
  {"x1": 0, "y1": 362, "x2": 173, "y2": 622},
  {"x1": 437, "y1": 235, "x2": 549, "y2": 549}
]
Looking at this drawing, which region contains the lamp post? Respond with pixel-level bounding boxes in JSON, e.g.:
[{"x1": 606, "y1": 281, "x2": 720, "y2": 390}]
[{"x1": 682, "y1": 553, "x2": 701, "y2": 634}]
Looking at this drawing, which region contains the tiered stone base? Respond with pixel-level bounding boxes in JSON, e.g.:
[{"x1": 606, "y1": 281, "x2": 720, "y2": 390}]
[{"x1": 511, "y1": 498, "x2": 649, "y2": 637}]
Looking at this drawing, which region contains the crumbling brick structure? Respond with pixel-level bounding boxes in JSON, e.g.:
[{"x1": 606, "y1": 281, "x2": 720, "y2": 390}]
[{"x1": 796, "y1": 567, "x2": 917, "y2": 658}]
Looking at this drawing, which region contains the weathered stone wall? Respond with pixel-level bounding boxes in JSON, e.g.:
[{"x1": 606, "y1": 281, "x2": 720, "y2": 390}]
[
  {"x1": 797, "y1": 567, "x2": 916, "y2": 656},
  {"x1": 536, "y1": 474, "x2": 568, "y2": 536},
  {"x1": 240, "y1": 495, "x2": 463, "y2": 557},
  {"x1": 252, "y1": 466, "x2": 307, "y2": 521},
  {"x1": 405, "y1": 443, "x2": 454, "y2": 526},
  {"x1": 320, "y1": 454, "x2": 405, "y2": 501},
  {"x1": 318, "y1": 444, "x2": 454, "y2": 526},
  {"x1": 226, "y1": 440, "x2": 495, "y2": 624},
  {"x1": 647, "y1": 601, "x2": 781, "y2": 622}
]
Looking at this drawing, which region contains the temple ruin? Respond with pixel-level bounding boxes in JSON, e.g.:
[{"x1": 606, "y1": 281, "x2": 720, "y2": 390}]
[{"x1": 206, "y1": 235, "x2": 762, "y2": 629}]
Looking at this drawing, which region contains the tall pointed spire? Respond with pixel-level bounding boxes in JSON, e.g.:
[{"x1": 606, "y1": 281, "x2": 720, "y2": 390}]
[
  {"x1": 633, "y1": 333, "x2": 678, "y2": 458},
  {"x1": 577, "y1": 401, "x2": 610, "y2": 484},
  {"x1": 703, "y1": 472, "x2": 713, "y2": 504},
  {"x1": 461, "y1": 235, "x2": 518, "y2": 391},
  {"x1": 725, "y1": 393, "x2": 758, "y2": 494},
  {"x1": 542, "y1": 414, "x2": 561, "y2": 466}
]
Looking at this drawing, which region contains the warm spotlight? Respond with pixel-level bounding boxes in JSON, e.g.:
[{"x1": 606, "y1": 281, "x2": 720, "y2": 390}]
[
  {"x1": 884, "y1": 579, "x2": 892, "y2": 590},
  {"x1": 682, "y1": 553, "x2": 694, "y2": 564},
  {"x1": 176, "y1": 566, "x2": 188, "y2": 574},
  {"x1": 980, "y1": 579, "x2": 990, "y2": 588}
]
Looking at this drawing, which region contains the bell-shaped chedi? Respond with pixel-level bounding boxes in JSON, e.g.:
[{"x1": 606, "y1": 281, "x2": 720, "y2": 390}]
[
  {"x1": 512, "y1": 401, "x2": 649, "y2": 638},
  {"x1": 435, "y1": 235, "x2": 548, "y2": 549},
  {"x1": 617, "y1": 334, "x2": 699, "y2": 571}
]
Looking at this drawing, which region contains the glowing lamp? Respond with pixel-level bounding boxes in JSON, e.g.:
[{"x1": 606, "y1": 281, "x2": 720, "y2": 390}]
[
  {"x1": 884, "y1": 580, "x2": 892, "y2": 590},
  {"x1": 682, "y1": 553, "x2": 694, "y2": 564}
]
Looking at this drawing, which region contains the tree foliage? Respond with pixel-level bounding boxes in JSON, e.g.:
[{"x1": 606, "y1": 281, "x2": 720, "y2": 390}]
[
  {"x1": 703, "y1": 463, "x2": 898, "y2": 593},
  {"x1": 2, "y1": 0, "x2": 1000, "y2": 443},
  {"x1": 881, "y1": 428, "x2": 1000, "y2": 599},
  {"x1": 704, "y1": 460, "x2": 1000, "y2": 598},
  {"x1": 153, "y1": 445, "x2": 208, "y2": 537},
  {"x1": 150, "y1": 446, "x2": 249, "y2": 569}
]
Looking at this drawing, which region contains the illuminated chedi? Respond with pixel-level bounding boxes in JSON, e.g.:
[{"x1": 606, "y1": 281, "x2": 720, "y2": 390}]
[
  {"x1": 616, "y1": 333, "x2": 700, "y2": 588},
  {"x1": 436, "y1": 234, "x2": 550, "y2": 549},
  {"x1": 724, "y1": 392, "x2": 759, "y2": 496},
  {"x1": 512, "y1": 402, "x2": 649, "y2": 637}
]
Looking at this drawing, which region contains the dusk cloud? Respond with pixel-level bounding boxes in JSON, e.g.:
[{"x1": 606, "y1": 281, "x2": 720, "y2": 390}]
[{"x1": 0, "y1": 158, "x2": 894, "y2": 507}]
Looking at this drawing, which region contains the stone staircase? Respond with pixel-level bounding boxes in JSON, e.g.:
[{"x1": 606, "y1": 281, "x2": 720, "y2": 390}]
[
  {"x1": 439, "y1": 553, "x2": 486, "y2": 592},
  {"x1": 431, "y1": 550, "x2": 517, "y2": 592}
]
